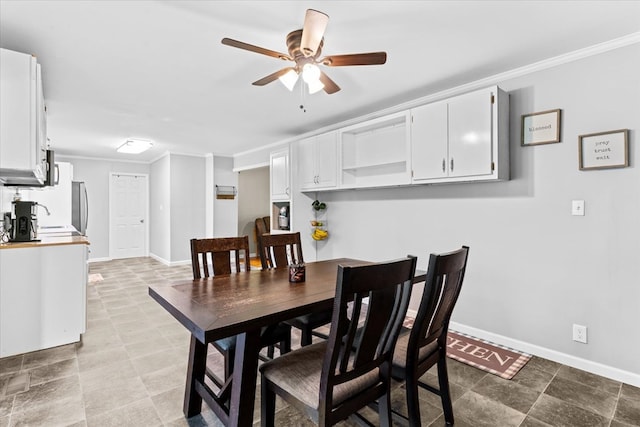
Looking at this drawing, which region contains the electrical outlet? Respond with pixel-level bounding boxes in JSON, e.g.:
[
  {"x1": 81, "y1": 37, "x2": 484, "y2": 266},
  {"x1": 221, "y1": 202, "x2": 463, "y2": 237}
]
[
  {"x1": 572, "y1": 200, "x2": 585, "y2": 216},
  {"x1": 573, "y1": 324, "x2": 588, "y2": 343}
]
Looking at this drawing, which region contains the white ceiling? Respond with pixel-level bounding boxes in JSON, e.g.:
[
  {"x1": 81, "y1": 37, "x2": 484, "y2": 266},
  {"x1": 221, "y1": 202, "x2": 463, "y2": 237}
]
[{"x1": 1, "y1": 1, "x2": 639, "y2": 163}]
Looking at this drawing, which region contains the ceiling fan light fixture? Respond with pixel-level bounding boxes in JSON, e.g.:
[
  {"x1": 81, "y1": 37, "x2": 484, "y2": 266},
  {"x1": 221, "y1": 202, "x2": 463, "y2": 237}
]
[
  {"x1": 307, "y1": 79, "x2": 325, "y2": 94},
  {"x1": 117, "y1": 139, "x2": 153, "y2": 154},
  {"x1": 302, "y1": 63, "x2": 321, "y2": 84},
  {"x1": 278, "y1": 69, "x2": 299, "y2": 91},
  {"x1": 300, "y1": 9, "x2": 329, "y2": 57}
]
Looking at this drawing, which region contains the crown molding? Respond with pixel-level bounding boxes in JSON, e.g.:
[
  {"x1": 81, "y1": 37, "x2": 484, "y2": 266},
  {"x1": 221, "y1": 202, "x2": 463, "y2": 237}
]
[
  {"x1": 236, "y1": 32, "x2": 640, "y2": 155},
  {"x1": 56, "y1": 153, "x2": 150, "y2": 165}
]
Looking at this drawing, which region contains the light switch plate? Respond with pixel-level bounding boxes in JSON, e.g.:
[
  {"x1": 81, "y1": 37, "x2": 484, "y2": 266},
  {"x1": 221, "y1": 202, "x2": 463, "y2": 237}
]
[{"x1": 572, "y1": 200, "x2": 585, "y2": 216}]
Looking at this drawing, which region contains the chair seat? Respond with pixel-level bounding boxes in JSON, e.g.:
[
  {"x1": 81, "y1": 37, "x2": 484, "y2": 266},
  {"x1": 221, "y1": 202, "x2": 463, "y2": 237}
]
[
  {"x1": 285, "y1": 310, "x2": 333, "y2": 330},
  {"x1": 260, "y1": 341, "x2": 381, "y2": 410},
  {"x1": 212, "y1": 336, "x2": 236, "y2": 352},
  {"x1": 212, "y1": 323, "x2": 291, "y2": 353},
  {"x1": 391, "y1": 331, "x2": 439, "y2": 375}
]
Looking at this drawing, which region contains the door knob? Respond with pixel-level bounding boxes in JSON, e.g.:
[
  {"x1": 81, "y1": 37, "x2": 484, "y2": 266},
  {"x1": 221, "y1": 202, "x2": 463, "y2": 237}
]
[{"x1": 140, "y1": 219, "x2": 144, "y2": 223}]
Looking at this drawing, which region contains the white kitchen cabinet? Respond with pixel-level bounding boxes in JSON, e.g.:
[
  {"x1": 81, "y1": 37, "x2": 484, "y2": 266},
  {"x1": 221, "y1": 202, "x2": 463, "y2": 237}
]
[
  {"x1": 270, "y1": 147, "x2": 292, "y2": 233},
  {"x1": 411, "y1": 86, "x2": 509, "y2": 183},
  {"x1": 270, "y1": 148, "x2": 290, "y2": 201},
  {"x1": 339, "y1": 111, "x2": 412, "y2": 189},
  {"x1": 298, "y1": 131, "x2": 338, "y2": 191},
  {"x1": 0, "y1": 241, "x2": 88, "y2": 357},
  {"x1": 0, "y1": 48, "x2": 47, "y2": 186}
]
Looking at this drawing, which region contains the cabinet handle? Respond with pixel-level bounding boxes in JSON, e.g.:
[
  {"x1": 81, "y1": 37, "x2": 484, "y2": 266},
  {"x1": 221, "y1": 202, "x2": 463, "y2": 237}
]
[
  {"x1": 286, "y1": 187, "x2": 290, "y2": 196},
  {"x1": 450, "y1": 158, "x2": 454, "y2": 172},
  {"x1": 442, "y1": 159, "x2": 446, "y2": 173}
]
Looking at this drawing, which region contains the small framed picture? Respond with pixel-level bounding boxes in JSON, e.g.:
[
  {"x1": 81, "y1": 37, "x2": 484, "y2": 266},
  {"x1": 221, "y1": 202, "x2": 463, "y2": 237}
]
[
  {"x1": 579, "y1": 129, "x2": 629, "y2": 171},
  {"x1": 521, "y1": 109, "x2": 561, "y2": 146}
]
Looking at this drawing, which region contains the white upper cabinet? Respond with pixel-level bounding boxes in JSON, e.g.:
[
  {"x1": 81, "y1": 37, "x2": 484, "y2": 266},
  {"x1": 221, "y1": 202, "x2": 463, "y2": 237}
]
[
  {"x1": 410, "y1": 100, "x2": 448, "y2": 180},
  {"x1": 0, "y1": 48, "x2": 47, "y2": 186},
  {"x1": 411, "y1": 86, "x2": 509, "y2": 183},
  {"x1": 270, "y1": 148, "x2": 290, "y2": 201},
  {"x1": 298, "y1": 131, "x2": 338, "y2": 191}
]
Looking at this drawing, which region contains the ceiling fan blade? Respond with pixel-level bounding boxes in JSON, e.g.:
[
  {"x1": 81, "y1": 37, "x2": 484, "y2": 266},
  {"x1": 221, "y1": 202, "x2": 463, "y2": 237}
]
[
  {"x1": 252, "y1": 67, "x2": 297, "y2": 86},
  {"x1": 221, "y1": 38, "x2": 292, "y2": 61},
  {"x1": 321, "y1": 52, "x2": 387, "y2": 67},
  {"x1": 300, "y1": 9, "x2": 329, "y2": 57},
  {"x1": 319, "y1": 71, "x2": 340, "y2": 94}
]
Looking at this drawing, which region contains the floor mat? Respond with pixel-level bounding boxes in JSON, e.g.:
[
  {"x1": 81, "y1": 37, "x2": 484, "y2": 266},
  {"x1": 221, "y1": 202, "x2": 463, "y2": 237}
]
[
  {"x1": 88, "y1": 273, "x2": 103, "y2": 283},
  {"x1": 402, "y1": 318, "x2": 531, "y2": 379}
]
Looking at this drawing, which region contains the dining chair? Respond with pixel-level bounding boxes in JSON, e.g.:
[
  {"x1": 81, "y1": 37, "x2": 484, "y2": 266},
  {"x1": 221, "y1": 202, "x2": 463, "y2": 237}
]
[
  {"x1": 260, "y1": 256, "x2": 417, "y2": 427},
  {"x1": 391, "y1": 246, "x2": 469, "y2": 426},
  {"x1": 259, "y1": 232, "x2": 334, "y2": 347},
  {"x1": 254, "y1": 216, "x2": 270, "y2": 254},
  {"x1": 190, "y1": 236, "x2": 291, "y2": 385}
]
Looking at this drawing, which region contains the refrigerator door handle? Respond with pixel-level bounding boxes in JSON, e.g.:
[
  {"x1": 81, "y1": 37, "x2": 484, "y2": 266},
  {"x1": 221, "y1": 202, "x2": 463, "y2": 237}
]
[{"x1": 83, "y1": 184, "x2": 89, "y2": 232}]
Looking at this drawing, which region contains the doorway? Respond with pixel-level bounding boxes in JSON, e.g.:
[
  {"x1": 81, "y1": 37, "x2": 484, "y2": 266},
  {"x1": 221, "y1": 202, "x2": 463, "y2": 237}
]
[
  {"x1": 237, "y1": 166, "x2": 270, "y2": 256},
  {"x1": 109, "y1": 173, "x2": 149, "y2": 259}
]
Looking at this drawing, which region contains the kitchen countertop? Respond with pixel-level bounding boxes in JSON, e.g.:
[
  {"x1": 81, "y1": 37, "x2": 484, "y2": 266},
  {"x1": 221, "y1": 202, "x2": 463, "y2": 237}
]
[{"x1": 0, "y1": 234, "x2": 90, "y2": 249}]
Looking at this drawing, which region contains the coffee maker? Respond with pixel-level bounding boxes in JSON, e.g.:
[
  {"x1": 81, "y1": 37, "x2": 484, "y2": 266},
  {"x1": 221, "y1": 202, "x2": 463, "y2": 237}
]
[
  {"x1": 8, "y1": 201, "x2": 40, "y2": 242},
  {"x1": 278, "y1": 205, "x2": 290, "y2": 230}
]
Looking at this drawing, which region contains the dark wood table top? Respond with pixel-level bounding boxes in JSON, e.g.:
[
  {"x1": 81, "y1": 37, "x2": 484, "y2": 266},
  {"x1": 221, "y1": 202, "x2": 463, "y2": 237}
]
[
  {"x1": 149, "y1": 258, "x2": 369, "y2": 344},
  {"x1": 149, "y1": 258, "x2": 426, "y2": 345}
]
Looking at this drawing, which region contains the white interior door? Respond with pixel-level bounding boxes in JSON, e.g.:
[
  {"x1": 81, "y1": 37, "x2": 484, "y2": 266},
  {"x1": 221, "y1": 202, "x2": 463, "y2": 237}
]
[{"x1": 110, "y1": 173, "x2": 148, "y2": 259}]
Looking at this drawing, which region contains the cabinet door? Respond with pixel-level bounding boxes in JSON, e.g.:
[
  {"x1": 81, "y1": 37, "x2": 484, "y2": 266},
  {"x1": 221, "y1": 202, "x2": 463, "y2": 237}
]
[
  {"x1": 448, "y1": 88, "x2": 493, "y2": 177},
  {"x1": 36, "y1": 63, "x2": 47, "y2": 177},
  {"x1": 315, "y1": 131, "x2": 337, "y2": 188},
  {"x1": 298, "y1": 137, "x2": 318, "y2": 190},
  {"x1": 0, "y1": 49, "x2": 39, "y2": 175},
  {"x1": 270, "y1": 149, "x2": 290, "y2": 200},
  {"x1": 0, "y1": 244, "x2": 87, "y2": 357},
  {"x1": 411, "y1": 101, "x2": 448, "y2": 180}
]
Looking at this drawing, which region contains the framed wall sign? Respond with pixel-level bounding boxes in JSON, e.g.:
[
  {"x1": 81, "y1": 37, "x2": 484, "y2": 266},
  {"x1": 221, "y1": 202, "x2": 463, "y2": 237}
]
[
  {"x1": 521, "y1": 109, "x2": 561, "y2": 146},
  {"x1": 579, "y1": 129, "x2": 629, "y2": 171}
]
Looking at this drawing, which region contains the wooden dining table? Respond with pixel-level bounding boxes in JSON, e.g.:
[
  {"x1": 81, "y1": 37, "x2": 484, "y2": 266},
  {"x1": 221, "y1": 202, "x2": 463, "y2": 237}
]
[{"x1": 148, "y1": 258, "x2": 426, "y2": 427}]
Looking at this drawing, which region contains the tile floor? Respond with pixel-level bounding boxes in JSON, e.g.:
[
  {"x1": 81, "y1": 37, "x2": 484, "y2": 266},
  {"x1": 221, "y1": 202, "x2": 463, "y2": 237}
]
[{"x1": 1, "y1": 257, "x2": 639, "y2": 427}]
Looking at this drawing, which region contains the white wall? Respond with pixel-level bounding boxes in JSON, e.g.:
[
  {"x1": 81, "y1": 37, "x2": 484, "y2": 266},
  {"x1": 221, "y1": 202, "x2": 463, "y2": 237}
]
[
  {"x1": 169, "y1": 154, "x2": 206, "y2": 262},
  {"x1": 57, "y1": 156, "x2": 150, "y2": 260},
  {"x1": 149, "y1": 153, "x2": 206, "y2": 264},
  {"x1": 213, "y1": 156, "x2": 238, "y2": 238},
  {"x1": 303, "y1": 44, "x2": 639, "y2": 383},
  {"x1": 233, "y1": 145, "x2": 272, "y2": 172},
  {"x1": 149, "y1": 155, "x2": 170, "y2": 262},
  {"x1": 237, "y1": 166, "x2": 269, "y2": 254}
]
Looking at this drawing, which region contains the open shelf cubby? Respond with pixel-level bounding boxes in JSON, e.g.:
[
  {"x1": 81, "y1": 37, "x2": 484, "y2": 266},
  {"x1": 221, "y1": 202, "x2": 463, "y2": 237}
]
[{"x1": 340, "y1": 112, "x2": 411, "y2": 188}]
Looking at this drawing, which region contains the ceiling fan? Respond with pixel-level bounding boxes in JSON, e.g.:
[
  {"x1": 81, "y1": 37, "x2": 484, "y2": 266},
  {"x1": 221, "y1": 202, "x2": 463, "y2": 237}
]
[{"x1": 221, "y1": 9, "x2": 387, "y2": 95}]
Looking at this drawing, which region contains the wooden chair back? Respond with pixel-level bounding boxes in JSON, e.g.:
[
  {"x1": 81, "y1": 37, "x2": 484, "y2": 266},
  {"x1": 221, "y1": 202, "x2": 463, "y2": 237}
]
[
  {"x1": 409, "y1": 246, "x2": 469, "y2": 367},
  {"x1": 258, "y1": 232, "x2": 303, "y2": 270},
  {"x1": 190, "y1": 236, "x2": 251, "y2": 279},
  {"x1": 254, "y1": 216, "x2": 270, "y2": 250},
  {"x1": 319, "y1": 256, "x2": 417, "y2": 423},
  {"x1": 255, "y1": 216, "x2": 270, "y2": 235}
]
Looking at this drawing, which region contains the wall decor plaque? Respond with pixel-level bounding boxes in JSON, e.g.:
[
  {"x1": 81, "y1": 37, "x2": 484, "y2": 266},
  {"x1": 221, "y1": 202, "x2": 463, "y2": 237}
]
[
  {"x1": 521, "y1": 109, "x2": 561, "y2": 146},
  {"x1": 579, "y1": 129, "x2": 629, "y2": 171}
]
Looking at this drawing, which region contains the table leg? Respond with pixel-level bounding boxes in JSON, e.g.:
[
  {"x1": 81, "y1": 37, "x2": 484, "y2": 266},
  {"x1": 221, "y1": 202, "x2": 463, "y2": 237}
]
[
  {"x1": 184, "y1": 334, "x2": 207, "y2": 417},
  {"x1": 228, "y1": 328, "x2": 261, "y2": 427}
]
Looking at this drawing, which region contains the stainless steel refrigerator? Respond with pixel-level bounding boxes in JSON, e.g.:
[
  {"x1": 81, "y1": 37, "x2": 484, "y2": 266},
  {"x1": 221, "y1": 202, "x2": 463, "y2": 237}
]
[{"x1": 71, "y1": 181, "x2": 88, "y2": 235}]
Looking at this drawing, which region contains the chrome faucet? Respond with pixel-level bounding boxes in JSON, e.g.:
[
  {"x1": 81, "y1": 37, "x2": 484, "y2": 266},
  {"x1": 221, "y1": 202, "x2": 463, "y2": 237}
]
[{"x1": 37, "y1": 203, "x2": 51, "y2": 216}]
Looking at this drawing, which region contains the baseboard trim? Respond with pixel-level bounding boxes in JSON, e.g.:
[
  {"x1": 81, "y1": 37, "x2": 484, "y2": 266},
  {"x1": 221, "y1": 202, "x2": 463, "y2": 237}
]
[
  {"x1": 406, "y1": 309, "x2": 639, "y2": 387},
  {"x1": 447, "y1": 321, "x2": 640, "y2": 388},
  {"x1": 148, "y1": 253, "x2": 191, "y2": 267},
  {"x1": 88, "y1": 257, "x2": 111, "y2": 263}
]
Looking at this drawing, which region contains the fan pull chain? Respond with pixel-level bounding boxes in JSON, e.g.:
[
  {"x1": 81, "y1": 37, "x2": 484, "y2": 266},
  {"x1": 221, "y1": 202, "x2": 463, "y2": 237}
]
[{"x1": 299, "y1": 79, "x2": 307, "y2": 113}]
